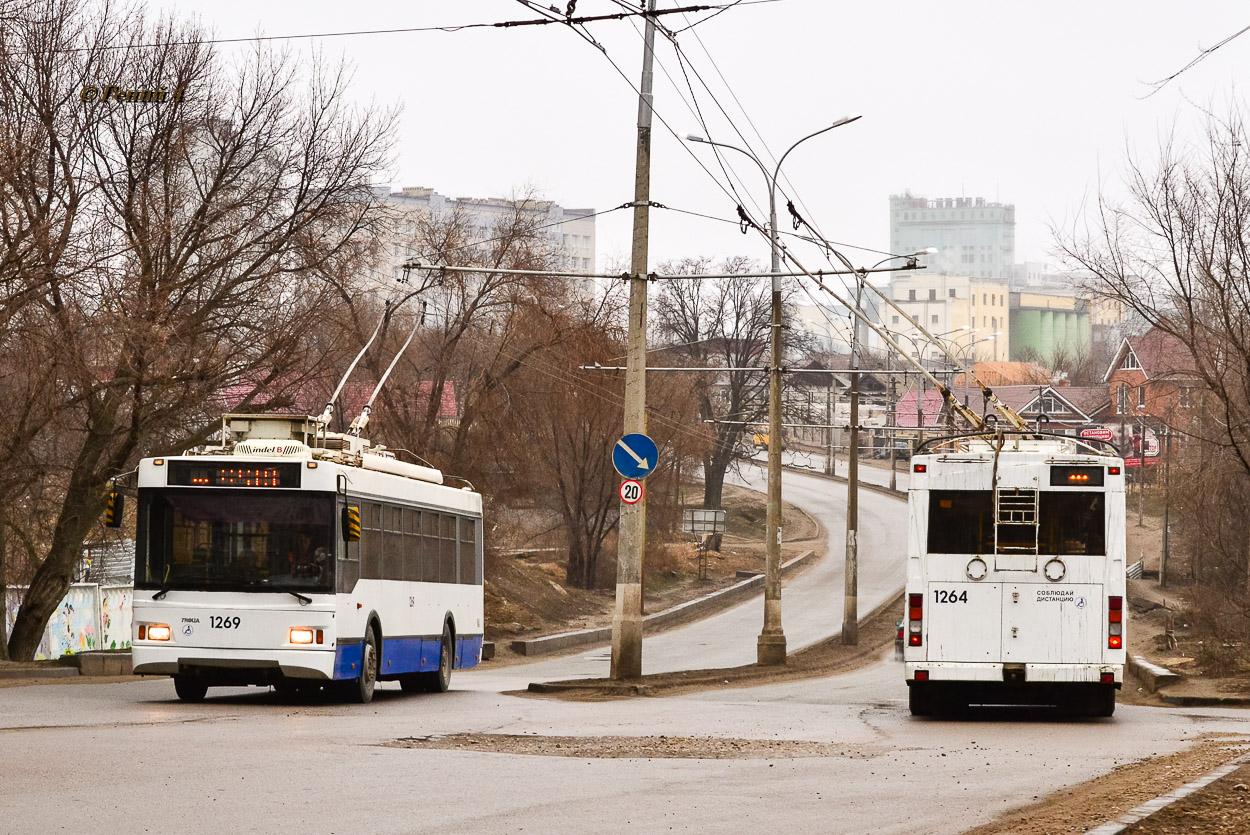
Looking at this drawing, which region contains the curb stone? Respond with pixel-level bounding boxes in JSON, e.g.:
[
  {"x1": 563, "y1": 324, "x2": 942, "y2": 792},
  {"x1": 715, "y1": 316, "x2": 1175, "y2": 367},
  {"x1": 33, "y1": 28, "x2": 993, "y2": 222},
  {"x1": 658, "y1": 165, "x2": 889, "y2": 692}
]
[{"x1": 1086, "y1": 751, "x2": 1250, "y2": 834}]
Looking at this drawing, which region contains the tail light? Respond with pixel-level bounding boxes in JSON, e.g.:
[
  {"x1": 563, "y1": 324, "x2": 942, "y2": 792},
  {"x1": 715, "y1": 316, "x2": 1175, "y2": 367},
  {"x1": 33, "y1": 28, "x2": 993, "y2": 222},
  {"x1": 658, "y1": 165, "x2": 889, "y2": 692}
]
[
  {"x1": 908, "y1": 592, "x2": 923, "y2": 647},
  {"x1": 1108, "y1": 596, "x2": 1123, "y2": 649}
]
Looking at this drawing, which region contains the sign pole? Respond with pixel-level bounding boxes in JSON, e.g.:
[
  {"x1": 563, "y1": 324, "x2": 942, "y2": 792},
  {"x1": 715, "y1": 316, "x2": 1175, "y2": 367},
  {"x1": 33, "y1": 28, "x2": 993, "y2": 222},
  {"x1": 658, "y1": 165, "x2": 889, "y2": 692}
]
[{"x1": 611, "y1": 0, "x2": 657, "y2": 681}]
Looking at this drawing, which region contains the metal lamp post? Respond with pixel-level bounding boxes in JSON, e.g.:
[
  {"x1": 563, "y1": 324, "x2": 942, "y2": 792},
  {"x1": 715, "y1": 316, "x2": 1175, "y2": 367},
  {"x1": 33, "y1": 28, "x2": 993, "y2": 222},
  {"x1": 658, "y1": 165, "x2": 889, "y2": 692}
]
[{"x1": 687, "y1": 114, "x2": 861, "y2": 665}]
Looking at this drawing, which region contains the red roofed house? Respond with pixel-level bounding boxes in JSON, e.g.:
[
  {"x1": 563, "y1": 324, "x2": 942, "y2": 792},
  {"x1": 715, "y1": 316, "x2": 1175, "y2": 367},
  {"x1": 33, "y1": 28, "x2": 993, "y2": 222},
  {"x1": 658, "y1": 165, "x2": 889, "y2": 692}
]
[{"x1": 1103, "y1": 328, "x2": 1198, "y2": 426}]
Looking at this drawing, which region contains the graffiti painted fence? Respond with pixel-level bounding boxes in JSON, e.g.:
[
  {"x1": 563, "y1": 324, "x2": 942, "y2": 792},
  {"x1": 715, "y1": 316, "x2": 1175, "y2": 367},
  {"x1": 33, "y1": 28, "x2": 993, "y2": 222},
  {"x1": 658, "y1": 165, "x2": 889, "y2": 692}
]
[{"x1": 4, "y1": 584, "x2": 133, "y2": 660}]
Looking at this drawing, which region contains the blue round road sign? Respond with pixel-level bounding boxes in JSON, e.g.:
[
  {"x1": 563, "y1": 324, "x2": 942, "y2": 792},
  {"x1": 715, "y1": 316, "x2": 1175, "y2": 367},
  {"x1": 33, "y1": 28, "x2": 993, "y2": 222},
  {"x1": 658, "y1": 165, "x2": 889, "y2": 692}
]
[{"x1": 613, "y1": 433, "x2": 658, "y2": 479}]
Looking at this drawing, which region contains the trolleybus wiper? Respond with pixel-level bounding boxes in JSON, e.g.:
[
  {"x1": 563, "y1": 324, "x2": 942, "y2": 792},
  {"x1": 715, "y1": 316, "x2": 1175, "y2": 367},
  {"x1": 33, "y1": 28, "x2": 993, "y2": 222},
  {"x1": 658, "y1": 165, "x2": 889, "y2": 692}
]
[
  {"x1": 253, "y1": 580, "x2": 312, "y2": 605},
  {"x1": 153, "y1": 565, "x2": 173, "y2": 599}
]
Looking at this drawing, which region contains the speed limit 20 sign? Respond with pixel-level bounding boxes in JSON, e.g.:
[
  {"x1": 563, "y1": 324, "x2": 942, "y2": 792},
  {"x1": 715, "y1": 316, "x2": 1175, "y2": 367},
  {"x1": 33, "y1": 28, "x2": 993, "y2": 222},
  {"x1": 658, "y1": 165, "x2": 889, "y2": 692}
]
[{"x1": 619, "y1": 479, "x2": 643, "y2": 504}]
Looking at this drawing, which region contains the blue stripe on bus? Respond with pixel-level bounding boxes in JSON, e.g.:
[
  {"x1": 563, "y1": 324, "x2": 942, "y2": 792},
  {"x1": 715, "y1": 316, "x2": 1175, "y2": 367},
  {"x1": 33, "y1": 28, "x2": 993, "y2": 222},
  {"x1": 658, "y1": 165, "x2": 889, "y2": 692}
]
[
  {"x1": 380, "y1": 636, "x2": 441, "y2": 675},
  {"x1": 457, "y1": 635, "x2": 483, "y2": 670},
  {"x1": 333, "y1": 643, "x2": 363, "y2": 680},
  {"x1": 333, "y1": 633, "x2": 486, "y2": 679}
]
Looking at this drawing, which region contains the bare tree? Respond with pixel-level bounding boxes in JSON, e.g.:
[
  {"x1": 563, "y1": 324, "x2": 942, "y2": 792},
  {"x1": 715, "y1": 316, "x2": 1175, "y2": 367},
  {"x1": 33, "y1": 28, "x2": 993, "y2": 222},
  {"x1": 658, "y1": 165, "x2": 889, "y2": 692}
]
[
  {"x1": 1, "y1": 2, "x2": 396, "y2": 660},
  {"x1": 1057, "y1": 102, "x2": 1250, "y2": 666},
  {"x1": 486, "y1": 297, "x2": 626, "y2": 588},
  {"x1": 653, "y1": 256, "x2": 782, "y2": 513},
  {"x1": 1058, "y1": 104, "x2": 1250, "y2": 466}
]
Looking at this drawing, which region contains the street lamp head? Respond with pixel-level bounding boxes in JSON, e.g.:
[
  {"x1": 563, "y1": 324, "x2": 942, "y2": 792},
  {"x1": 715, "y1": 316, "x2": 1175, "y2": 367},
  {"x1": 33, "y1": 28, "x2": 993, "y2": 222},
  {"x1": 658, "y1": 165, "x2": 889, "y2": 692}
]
[
  {"x1": 831, "y1": 113, "x2": 863, "y2": 128},
  {"x1": 914, "y1": 247, "x2": 939, "y2": 256},
  {"x1": 685, "y1": 133, "x2": 706, "y2": 143}
]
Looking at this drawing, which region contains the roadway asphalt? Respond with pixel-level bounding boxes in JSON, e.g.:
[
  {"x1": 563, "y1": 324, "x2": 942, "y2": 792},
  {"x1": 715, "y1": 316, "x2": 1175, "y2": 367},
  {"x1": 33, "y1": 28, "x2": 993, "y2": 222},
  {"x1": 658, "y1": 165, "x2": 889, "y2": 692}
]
[
  {"x1": 5, "y1": 667, "x2": 1249, "y2": 834},
  {"x1": 7, "y1": 460, "x2": 1246, "y2": 834}
]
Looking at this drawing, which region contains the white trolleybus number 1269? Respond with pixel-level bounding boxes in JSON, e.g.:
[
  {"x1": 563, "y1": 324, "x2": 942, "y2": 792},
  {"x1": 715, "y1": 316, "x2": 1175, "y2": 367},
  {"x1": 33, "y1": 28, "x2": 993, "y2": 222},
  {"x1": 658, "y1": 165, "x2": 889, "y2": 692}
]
[
  {"x1": 903, "y1": 431, "x2": 1127, "y2": 717},
  {"x1": 125, "y1": 414, "x2": 484, "y2": 704}
]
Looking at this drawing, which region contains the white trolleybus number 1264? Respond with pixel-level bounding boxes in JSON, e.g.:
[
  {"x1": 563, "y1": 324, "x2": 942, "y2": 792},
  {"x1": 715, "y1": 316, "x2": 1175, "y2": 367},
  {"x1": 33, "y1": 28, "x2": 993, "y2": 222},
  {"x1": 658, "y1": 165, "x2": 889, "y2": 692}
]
[
  {"x1": 126, "y1": 414, "x2": 484, "y2": 703},
  {"x1": 903, "y1": 431, "x2": 1127, "y2": 717}
]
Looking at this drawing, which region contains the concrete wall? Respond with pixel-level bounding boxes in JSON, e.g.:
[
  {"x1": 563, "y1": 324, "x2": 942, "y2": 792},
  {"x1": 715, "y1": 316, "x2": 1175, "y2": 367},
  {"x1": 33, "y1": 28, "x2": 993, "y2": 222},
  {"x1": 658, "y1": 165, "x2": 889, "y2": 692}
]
[{"x1": 4, "y1": 584, "x2": 133, "y2": 660}]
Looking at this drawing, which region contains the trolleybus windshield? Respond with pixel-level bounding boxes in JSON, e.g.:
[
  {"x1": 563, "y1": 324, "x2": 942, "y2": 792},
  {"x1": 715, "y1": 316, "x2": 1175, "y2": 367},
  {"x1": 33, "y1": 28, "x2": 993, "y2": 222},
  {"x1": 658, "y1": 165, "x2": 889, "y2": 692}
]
[{"x1": 137, "y1": 490, "x2": 335, "y2": 592}]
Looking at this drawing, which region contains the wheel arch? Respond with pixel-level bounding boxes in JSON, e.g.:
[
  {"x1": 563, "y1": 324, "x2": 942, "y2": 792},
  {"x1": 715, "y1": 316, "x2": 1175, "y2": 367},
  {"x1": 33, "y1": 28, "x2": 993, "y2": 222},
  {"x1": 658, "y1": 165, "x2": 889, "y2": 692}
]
[{"x1": 364, "y1": 610, "x2": 382, "y2": 666}]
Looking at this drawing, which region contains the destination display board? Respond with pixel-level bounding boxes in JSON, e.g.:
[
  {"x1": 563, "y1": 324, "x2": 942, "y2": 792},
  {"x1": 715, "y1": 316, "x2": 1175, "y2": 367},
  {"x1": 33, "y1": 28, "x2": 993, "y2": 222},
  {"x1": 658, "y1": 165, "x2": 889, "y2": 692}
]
[{"x1": 167, "y1": 461, "x2": 302, "y2": 488}]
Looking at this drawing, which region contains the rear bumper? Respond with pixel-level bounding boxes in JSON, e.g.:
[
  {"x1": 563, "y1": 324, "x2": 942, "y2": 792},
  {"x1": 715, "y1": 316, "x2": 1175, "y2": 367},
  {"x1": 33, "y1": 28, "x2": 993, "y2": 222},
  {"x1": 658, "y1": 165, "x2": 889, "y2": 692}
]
[
  {"x1": 133, "y1": 645, "x2": 335, "y2": 682},
  {"x1": 905, "y1": 661, "x2": 1123, "y2": 686}
]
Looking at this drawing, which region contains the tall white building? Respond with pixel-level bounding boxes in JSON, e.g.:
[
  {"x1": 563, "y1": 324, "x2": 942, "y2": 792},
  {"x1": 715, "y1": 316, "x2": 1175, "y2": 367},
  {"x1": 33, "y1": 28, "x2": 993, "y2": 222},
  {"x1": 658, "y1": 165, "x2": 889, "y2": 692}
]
[
  {"x1": 372, "y1": 187, "x2": 596, "y2": 287},
  {"x1": 889, "y1": 194, "x2": 1015, "y2": 280}
]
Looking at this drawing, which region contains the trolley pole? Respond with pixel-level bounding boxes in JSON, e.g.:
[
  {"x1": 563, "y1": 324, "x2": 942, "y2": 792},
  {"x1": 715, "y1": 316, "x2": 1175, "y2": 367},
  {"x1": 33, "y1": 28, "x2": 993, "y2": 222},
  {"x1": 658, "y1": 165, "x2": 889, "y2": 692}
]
[
  {"x1": 825, "y1": 381, "x2": 834, "y2": 476},
  {"x1": 888, "y1": 374, "x2": 897, "y2": 492},
  {"x1": 843, "y1": 274, "x2": 863, "y2": 646},
  {"x1": 610, "y1": 0, "x2": 657, "y2": 681}
]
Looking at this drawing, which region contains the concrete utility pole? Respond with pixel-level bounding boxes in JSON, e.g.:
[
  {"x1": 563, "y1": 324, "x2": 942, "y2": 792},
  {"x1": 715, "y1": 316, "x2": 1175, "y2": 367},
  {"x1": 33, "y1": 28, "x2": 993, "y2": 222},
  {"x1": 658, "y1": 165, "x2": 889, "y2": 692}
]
[
  {"x1": 1161, "y1": 425, "x2": 1172, "y2": 587},
  {"x1": 843, "y1": 274, "x2": 864, "y2": 645},
  {"x1": 758, "y1": 161, "x2": 788, "y2": 666},
  {"x1": 610, "y1": 0, "x2": 657, "y2": 681}
]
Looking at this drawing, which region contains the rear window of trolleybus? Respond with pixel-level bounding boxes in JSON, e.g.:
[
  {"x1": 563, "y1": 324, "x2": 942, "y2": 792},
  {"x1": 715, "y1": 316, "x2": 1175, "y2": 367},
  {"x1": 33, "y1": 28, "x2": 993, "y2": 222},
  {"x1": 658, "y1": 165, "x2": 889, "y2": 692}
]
[{"x1": 926, "y1": 490, "x2": 1106, "y2": 556}]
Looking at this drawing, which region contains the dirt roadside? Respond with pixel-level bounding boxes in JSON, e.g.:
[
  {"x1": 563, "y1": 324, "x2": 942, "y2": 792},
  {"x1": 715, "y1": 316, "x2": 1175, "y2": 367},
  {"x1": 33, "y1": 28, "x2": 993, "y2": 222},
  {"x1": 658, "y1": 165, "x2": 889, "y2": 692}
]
[
  {"x1": 1121, "y1": 760, "x2": 1250, "y2": 834},
  {"x1": 963, "y1": 736, "x2": 1250, "y2": 835}
]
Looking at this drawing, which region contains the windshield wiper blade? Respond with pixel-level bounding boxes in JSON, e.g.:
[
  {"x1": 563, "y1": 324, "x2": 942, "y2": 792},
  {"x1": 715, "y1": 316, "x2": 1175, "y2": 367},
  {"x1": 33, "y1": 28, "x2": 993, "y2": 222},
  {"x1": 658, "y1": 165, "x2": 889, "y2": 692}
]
[
  {"x1": 252, "y1": 581, "x2": 312, "y2": 605},
  {"x1": 152, "y1": 585, "x2": 173, "y2": 600}
]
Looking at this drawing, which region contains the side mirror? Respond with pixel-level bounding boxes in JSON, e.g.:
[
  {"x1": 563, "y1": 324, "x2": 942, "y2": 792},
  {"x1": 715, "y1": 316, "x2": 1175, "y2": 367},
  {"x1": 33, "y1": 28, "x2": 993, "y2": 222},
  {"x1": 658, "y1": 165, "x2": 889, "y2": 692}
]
[
  {"x1": 105, "y1": 491, "x2": 124, "y2": 528},
  {"x1": 342, "y1": 505, "x2": 361, "y2": 542}
]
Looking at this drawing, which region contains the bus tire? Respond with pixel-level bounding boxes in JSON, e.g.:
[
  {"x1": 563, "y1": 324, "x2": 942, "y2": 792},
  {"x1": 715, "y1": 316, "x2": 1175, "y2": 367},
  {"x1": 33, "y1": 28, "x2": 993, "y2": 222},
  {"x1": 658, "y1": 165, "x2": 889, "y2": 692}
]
[
  {"x1": 351, "y1": 629, "x2": 378, "y2": 704},
  {"x1": 908, "y1": 684, "x2": 931, "y2": 716},
  {"x1": 173, "y1": 675, "x2": 208, "y2": 703},
  {"x1": 420, "y1": 621, "x2": 454, "y2": 693},
  {"x1": 1089, "y1": 685, "x2": 1116, "y2": 717}
]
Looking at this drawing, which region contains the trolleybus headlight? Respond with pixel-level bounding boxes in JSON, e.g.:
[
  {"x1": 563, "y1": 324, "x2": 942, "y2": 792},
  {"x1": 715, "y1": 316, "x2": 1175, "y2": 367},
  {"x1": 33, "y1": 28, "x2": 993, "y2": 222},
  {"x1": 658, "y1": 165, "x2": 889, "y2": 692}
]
[
  {"x1": 146, "y1": 624, "x2": 172, "y2": 641},
  {"x1": 289, "y1": 627, "x2": 315, "y2": 645},
  {"x1": 966, "y1": 557, "x2": 988, "y2": 581},
  {"x1": 1044, "y1": 558, "x2": 1066, "y2": 582}
]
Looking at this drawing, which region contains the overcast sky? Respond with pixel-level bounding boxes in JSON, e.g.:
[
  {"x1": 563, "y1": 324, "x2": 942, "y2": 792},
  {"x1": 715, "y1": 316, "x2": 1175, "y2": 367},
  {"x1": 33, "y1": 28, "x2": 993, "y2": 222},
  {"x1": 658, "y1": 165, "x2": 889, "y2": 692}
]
[{"x1": 165, "y1": 1, "x2": 1248, "y2": 275}]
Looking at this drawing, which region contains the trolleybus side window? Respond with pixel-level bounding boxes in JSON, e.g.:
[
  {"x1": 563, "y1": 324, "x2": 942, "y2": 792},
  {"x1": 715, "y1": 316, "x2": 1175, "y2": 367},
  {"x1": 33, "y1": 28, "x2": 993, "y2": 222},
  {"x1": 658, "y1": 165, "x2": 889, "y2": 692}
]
[
  {"x1": 384, "y1": 504, "x2": 404, "y2": 580},
  {"x1": 403, "y1": 508, "x2": 422, "y2": 582},
  {"x1": 361, "y1": 501, "x2": 384, "y2": 579},
  {"x1": 440, "y1": 514, "x2": 458, "y2": 583},
  {"x1": 421, "y1": 511, "x2": 440, "y2": 582},
  {"x1": 349, "y1": 501, "x2": 478, "y2": 585},
  {"x1": 461, "y1": 517, "x2": 480, "y2": 584}
]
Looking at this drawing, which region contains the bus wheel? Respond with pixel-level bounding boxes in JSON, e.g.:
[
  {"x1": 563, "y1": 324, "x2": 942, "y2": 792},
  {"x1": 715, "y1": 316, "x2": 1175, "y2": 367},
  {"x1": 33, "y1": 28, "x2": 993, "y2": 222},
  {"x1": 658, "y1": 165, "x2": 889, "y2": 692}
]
[
  {"x1": 173, "y1": 676, "x2": 208, "y2": 703},
  {"x1": 352, "y1": 630, "x2": 378, "y2": 704},
  {"x1": 421, "y1": 622, "x2": 454, "y2": 693}
]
